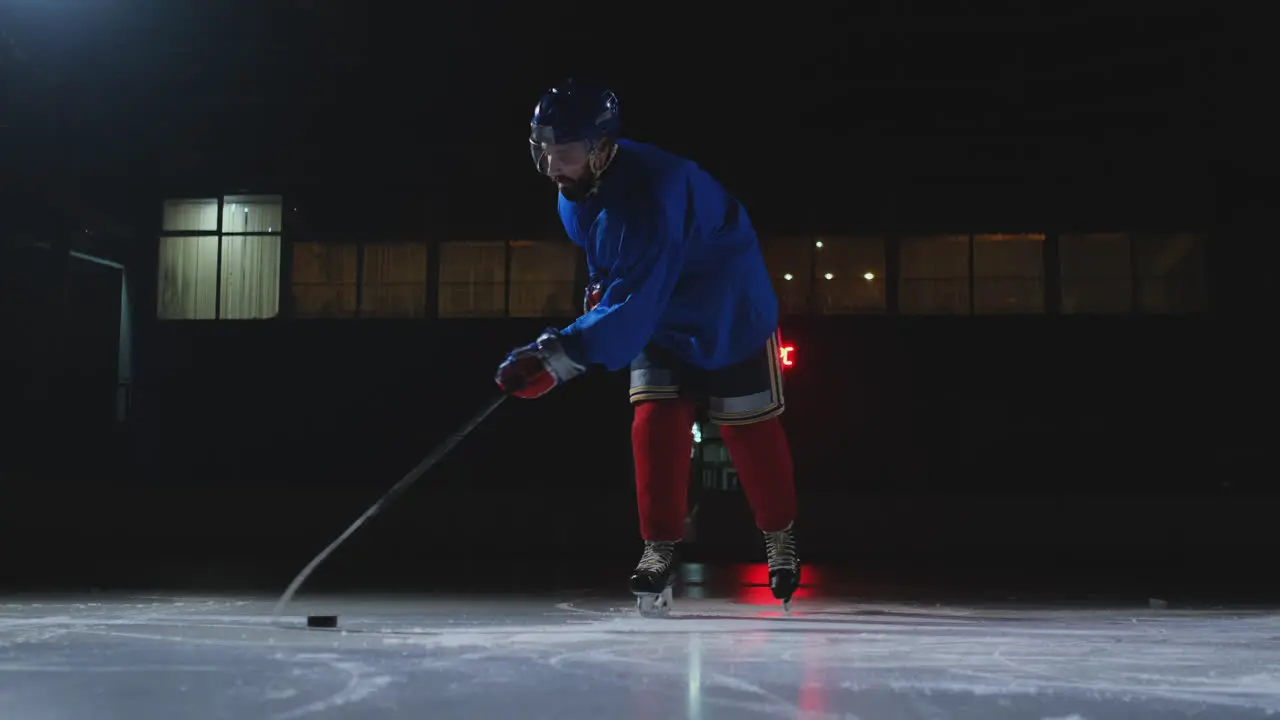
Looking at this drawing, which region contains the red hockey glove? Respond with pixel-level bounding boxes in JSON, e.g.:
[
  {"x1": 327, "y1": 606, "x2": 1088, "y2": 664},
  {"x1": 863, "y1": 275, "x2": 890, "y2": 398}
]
[
  {"x1": 583, "y1": 276, "x2": 604, "y2": 314},
  {"x1": 495, "y1": 330, "x2": 586, "y2": 399}
]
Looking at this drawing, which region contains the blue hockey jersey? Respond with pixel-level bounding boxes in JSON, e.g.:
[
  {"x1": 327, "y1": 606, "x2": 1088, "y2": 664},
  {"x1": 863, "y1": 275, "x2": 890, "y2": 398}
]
[{"x1": 555, "y1": 139, "x2": 778, "y2": 372}]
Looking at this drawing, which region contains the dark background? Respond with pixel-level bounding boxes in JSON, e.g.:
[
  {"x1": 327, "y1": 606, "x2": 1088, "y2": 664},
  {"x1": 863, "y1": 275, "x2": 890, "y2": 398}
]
[{"x1": 0, "y1": 2, "x2": 1269, "y2": 601}]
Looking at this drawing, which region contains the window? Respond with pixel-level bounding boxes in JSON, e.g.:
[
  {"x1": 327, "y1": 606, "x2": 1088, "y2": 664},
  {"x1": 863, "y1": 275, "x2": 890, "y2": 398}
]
[
  {"x1": 1135, "y1": 233, "x2": 1206, "y2": 313},
  {"x1": 292, "y1": 243, "x2": 358, "y2": 318},
  {"x1": 813, "y1": 236, "x2": 886, "y2": 313},
  {"x1": 362, "y1": 243, "x2": 428, "y2": 318},
  {"x1": 899, "y1": 234, "x2": 969, "y2": 314},
  {"x1": 508, "y1": 241, "x2": 578, "y2": 317},
  {"x1": 219, "y1": 196, "x2": 282, "y2": 319},
  {"x1": 158, "y1": 198, "x2": 219, "y2": 319},
  {"x1": 759, "y1": 237, "x2": 812, "y2": 314},
  {"x1": 1060, "y1": 233, "x2": 1132, "y2": 313},
  {"x1": 157, "y1": 235, "x2": 219, "y2": 319},
  {"x1": 156, "y1": 195, "x2": 282, "y2": 319},
  {"x1": 162, "y1": 198, "x2": 218, "y2": 233},
  {"x1": 438, "y1": 241, "x2": 506, "y2": 318},
  {"x1": 973, "y1": 233, "x2": 1044, "y2": 314}
]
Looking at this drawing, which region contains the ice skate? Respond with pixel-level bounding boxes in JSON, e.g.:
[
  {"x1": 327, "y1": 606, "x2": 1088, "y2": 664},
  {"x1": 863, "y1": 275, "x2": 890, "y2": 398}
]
[
  {"x1": 629, "y1": 540, "x2": 676, "y2": 617},
  {"x1": 763, "y1": 522, "x2": 800, "y2": 614}
]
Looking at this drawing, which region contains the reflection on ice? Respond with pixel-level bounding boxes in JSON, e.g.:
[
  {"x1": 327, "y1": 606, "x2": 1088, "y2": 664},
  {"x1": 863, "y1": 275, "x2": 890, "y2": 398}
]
[
  {"x1": 687, "y1": 632, "x2": 702, "y2": 720},
  {"x1": 0, "y1": 590, "x2": 1277, "y2": 719}
]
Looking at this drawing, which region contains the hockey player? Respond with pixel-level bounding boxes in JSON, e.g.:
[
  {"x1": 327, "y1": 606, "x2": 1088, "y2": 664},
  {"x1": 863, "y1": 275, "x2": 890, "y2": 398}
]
[{"x1": 495, "y1": 79, "x2": 799, "y2": 615}]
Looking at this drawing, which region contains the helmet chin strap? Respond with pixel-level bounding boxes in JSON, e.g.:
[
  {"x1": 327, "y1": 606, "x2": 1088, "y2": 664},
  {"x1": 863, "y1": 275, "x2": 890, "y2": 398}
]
[{"x1": 583, "y1": 140, "x2": 619, "y2": 197}]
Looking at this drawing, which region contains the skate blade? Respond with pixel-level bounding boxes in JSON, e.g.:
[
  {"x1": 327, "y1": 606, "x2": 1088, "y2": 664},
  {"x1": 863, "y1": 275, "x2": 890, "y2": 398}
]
[{"x1": 634, "y1": 587, "x2": 674, "y2": 618}]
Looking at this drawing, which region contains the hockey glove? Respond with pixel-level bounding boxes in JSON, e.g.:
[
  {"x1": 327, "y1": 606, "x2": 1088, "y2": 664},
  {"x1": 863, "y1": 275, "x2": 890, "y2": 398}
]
[
  {"x1": 583, "y1": 276, "x2": 604, "y2": 314},
  {"x1": 495, "y1": 330, "x2": 586, "y2": 399}
]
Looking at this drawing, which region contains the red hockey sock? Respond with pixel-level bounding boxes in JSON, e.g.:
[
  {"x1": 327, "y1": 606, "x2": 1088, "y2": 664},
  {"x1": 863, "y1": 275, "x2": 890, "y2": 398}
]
[
  {"x1": 632, "y1": 399, "x2": 696, "y2": 541},
  {"x1": 719, "y1": 417, "x2": 797, "y2": 532}
]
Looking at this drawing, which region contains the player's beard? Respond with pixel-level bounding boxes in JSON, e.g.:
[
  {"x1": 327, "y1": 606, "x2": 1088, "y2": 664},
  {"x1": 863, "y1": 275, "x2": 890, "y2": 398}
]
[{"x1": 555, "y1": 171, "x2": 597, "y2": 203}]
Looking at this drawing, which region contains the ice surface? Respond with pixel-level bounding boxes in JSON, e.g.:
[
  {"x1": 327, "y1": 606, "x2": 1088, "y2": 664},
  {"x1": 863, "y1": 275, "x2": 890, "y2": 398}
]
[{"x1": 1, "y1": 589, "x2": 1278, "y2": 719}]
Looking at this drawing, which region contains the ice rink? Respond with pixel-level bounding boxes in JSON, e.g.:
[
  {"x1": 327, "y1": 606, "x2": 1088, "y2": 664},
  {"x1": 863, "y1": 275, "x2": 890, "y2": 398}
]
[{"x1": 2, "y1": 584, "x2": 1279, "y2": 719}]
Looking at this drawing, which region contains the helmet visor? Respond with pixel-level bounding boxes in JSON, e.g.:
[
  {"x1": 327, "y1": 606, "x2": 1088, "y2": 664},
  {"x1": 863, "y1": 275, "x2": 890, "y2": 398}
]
[{"x1": 529, "y1": 129, "x2": 591, "y2": 177}]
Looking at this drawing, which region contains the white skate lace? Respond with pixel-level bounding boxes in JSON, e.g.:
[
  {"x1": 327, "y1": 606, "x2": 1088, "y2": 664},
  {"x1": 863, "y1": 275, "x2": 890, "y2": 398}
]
[
  {"x1": 635, "y1": 541, "x2": 675, "y2": 574},
  {"x1": 763, "y1": 524, "x2": 798, "y2": 572}
]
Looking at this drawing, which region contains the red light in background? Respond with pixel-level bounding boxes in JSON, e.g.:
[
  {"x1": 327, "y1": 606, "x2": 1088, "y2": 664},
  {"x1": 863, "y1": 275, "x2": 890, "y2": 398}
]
[{"x1": 780, "y1": 344, "x2": 795, "y2": 368}]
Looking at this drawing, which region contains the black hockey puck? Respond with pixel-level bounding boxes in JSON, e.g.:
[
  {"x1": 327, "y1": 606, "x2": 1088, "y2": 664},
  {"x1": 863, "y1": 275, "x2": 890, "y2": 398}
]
[{"x1": 306, "y1": 615, "x2": 338, "y2": 628}]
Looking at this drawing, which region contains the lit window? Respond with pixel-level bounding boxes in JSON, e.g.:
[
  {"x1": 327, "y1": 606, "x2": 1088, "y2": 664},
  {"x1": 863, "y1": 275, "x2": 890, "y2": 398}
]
[
  {"x1": 974, "y1": 233, "x2": 1045, "y2": 314},
  {"x1": 814, "y1": 236, "x2": 884, "y2": 314},
  {"x1": 291, "y1": 243, "x2": 357, "y2": 318},
  {"x1": 157, "y1": 195, "x2": 282, "y2": 320},
  {"x1": 438, "y1": 242, "x2": 506, "y2": 318},
  {"x1": 759, "y1": 237, "x2": 812, "y2": 315},
  {"x1": 899, "y1": 234, "x2": 969, "y2": 314},
  {"x1": 508, "y1": 241, "x2": 578, "y2": 318},
  {"x1": 362, "y1": 243, "x2": 429, "y2": 318}
]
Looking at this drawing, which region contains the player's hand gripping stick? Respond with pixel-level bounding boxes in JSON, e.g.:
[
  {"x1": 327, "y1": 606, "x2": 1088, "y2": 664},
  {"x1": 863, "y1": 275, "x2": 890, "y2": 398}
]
[{"x1": 495, "y1": 330, "x2": 585, "y2": 399}]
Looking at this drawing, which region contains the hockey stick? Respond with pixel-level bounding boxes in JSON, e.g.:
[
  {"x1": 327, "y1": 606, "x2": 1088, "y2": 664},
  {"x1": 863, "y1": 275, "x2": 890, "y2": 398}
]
[{"x1": 270, "y1": 392, "x2": 509, "y2": 621}]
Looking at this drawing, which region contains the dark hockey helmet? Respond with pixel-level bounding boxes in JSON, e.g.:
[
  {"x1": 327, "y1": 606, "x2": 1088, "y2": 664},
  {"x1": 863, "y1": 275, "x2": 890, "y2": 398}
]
[{"x1": 529, "y1": 78, "x2": 620, "y2": 176}]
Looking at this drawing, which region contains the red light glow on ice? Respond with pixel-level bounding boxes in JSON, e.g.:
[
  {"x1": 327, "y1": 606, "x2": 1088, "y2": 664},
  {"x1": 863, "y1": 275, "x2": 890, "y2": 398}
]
[
  {"x1": 735, "y1": 562, "x2": 820, "y2": 588},
  {"x1": 731, "y1": 562, "x2": 819, "y2": 610}
]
